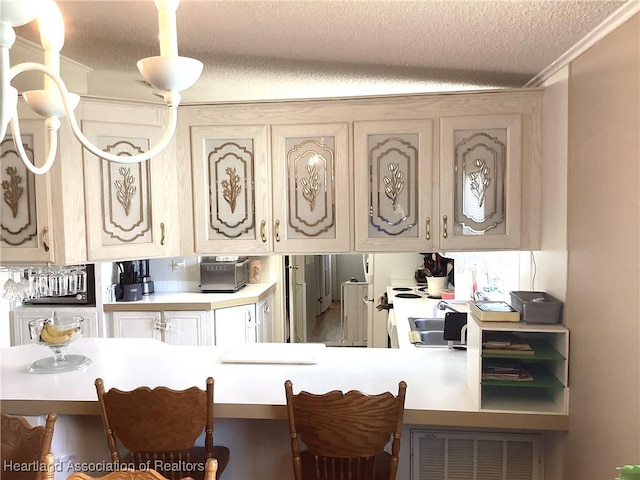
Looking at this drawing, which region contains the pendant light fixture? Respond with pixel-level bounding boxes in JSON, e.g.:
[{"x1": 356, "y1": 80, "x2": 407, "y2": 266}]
[{"x1": 0, "y1": 0, "x2": 203, "y2": 174}]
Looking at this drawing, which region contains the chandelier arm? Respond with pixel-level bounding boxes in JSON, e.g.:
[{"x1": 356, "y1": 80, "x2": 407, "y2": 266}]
[
  {"x1": 10, "y1": 62, "x2": 179, "y2": 165},
  {"x1": 64, "y1": 102, "x2": 179, "y2": 164},
  {"x1": 9, "y1": 113, "x2": 58, "y2": 175}
]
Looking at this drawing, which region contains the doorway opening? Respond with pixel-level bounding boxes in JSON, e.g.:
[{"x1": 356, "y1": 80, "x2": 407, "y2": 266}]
[{"x1": 286, "y1": 254, "x2": 366, "y2": 345}]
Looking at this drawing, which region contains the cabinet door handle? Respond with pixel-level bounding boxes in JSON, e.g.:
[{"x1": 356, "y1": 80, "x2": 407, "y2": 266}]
[
  {"x1": 442, "y1": 215, "x2": 448, "y2": 239},
  {"x1": 274, "y1": 220, "x2": 281, "y2": 243},
  {"x1": 41, "y1": 226, "x2": 50, "y2": 252},
  {"x1": 425, "y1": 217, "x2": 431, "y2": 241},
  {"x1": 160, "y1": 222, "x2": 166, "y2": 245},
  {"x1": 260, "y1": 220, "x2": 267, "y2": 243}
]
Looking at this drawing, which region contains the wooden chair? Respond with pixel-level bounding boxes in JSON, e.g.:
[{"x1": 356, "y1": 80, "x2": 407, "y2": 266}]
[
  {"x1": 1, "y1": 412, "x2": 57, "y2": 480},
  {"x1": 40, "y1": 453, "x2": 218, "y2": 480},
  {"x1": 284, "y1": 380, "x2": 407, "y2": 480},
  {"x1": 95, "y1": 378, "x2": 229, "y2": 480}
]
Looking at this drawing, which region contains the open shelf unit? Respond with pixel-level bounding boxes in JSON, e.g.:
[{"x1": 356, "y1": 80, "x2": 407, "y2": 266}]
[{"x1": 466, "y1": 315, "x2": 569, "y2": 414}]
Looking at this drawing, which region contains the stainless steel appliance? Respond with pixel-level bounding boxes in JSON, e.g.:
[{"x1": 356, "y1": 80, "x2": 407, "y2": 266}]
[{"x1": 200, "y1": 257, "x2": 248, "y2": 293}]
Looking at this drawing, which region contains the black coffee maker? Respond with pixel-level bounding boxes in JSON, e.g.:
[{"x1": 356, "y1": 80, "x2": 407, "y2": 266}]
[{"x1": 116, "y1": 259, "x2": 153, "y2": 301}]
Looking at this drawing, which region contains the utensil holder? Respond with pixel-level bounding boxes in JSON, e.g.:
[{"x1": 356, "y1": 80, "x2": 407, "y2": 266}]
[{"x1": 427, "y1": 276, "x2": 449, "y2": 298}]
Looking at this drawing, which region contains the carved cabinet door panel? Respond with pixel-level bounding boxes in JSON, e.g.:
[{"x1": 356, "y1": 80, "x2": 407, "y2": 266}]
[
  {"x1": 191, "y1": 125, "x2": 270, "y2": 253},
  {"x1": 353, "y1": 119, "x2": 435, "y2": 252},
  {"x1": 82, "y1": 121, "x2": 176, "y2": 261},
  {"x1": 0, "y1": 120, "x2": 53, "y2": 263},
  {"x1": 110, "y1": 311, "x2": 163, "y2": 340},
  {"x1": 163, "y1": 311, "x2": 213, "y2": 346},
  {"x1": 271, "y1": 123, "x2": 351, "y2": 253},
  {"x1": 439, "y1": 114, "x2": 522, "y2": 250}
]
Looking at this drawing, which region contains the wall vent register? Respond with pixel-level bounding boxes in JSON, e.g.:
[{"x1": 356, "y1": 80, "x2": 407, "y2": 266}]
[{"x1": 411, "y1": 430, "x2": 543, "y2": 480}]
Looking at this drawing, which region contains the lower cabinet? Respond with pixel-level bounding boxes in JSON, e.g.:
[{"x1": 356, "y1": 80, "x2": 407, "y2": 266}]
[
  {"x1": 164, "y1": 311, "x2": 213, "y2": 346},
  {"x1": 256, "y1": 293, "x2": 274, "y2": 343},
  {"x1": 110, "y1": 310, "x2": 213, "y2": 346},
  {"x1": 214, "y1": 304, "x2": 257, "y2": 346},
  {"x1": 108, "y1": 300, "x2": 272, "y2": 346},
  {"x1": 11, "y1": 307, "x2": 101, "y2": 346}
]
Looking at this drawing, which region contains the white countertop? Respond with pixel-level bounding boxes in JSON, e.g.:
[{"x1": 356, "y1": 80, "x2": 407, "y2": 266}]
[
  {"x1": 0, "y1": 337, "x2": 568, "y2": 431},
  {"x1": 102, "y1": 283, "x2": 275, "y2": 311}
]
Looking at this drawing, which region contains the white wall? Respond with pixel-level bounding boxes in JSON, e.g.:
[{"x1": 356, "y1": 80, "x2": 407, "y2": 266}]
[
  {"x1": 335, "y1": 254, "x2": 366, "y2": 284},
  {"x1": 565, "y1": 13, "x2": 639, "y2": 478},
  {"x1": 147, "y1": 256, "x2": 201, "y2": 292},
  {"x1": 535, "y1": 68, "x2": 569, "y2": 301}
]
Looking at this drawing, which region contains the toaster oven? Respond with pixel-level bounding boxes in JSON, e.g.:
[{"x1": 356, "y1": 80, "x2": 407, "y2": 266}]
[{"x1": 199, "y1": 257, "x2": 249, "y2": 293}]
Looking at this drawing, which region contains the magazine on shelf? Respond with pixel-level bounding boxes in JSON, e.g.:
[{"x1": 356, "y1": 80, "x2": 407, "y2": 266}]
[
  {"x1": 470, "y1": 301, "x2": 520, "y2": 322},
  {"x1": 482, "y1": 359, "x2": 534, "y2": 381},
  {"x1": 482, "y1": 332, "x2": 535, "y2": 355},
  {"x1": 482, "y1": 370, "x2": 534, "y2": 381}
]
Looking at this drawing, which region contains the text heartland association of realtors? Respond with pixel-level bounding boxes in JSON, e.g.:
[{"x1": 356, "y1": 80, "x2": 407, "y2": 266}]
[{"x1": 2, "y1": 460, "x2": 205, "y2": 473}]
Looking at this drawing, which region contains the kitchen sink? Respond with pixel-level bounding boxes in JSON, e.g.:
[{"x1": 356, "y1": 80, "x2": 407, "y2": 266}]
[
  {"x1": 408, "y1": 317, "x2": 466, "y2": 348},
  {"x1": 408, "y1": 317, "x2": 448, "y2": 347},
  {"x1": 410, "y1": 318, "x2": 445, "y2": 331}
]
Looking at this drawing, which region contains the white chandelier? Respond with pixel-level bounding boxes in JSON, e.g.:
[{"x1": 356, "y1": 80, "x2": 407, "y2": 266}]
[{"x1": 0, "y1": 0, "x2": 203, "y2": 175}]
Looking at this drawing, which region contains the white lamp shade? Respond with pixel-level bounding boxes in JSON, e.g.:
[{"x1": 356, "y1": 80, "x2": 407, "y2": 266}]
[
  {"x1": 137, "y1": 56, "x2": 203, "y2": 93},
  {"x1": 0, "y1": 0, "x2": 46, "y2": 27},
  {"x1": 23, "y1": 89, "x2": 80, "y2": 118}
]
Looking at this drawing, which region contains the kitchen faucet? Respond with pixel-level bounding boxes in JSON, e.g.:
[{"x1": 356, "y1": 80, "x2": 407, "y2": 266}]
[{"x1": 437, "y1": 300, "x2": 460, "y2": 313}]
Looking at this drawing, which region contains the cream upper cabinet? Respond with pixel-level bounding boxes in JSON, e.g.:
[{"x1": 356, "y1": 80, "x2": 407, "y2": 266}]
[
  {"x1": 3, "y1": 99, "x2": 180, "y2": 265},
  {"x1": 2, "y1": 103, "x2": 89, "y2": 266},
  {"x1": 191, "y1": 125, "x2": 270, "y2": 253},
  {"x1": 439, "y1": 114, "x2": 522, "y2": 250},
  {"x1": 188, "y1": 121, "x2": 350, "y2": 254},
  {"x1": 0, "y1": 120, "x2": 53, "y2": 263},
  {"x1": 271, "y1": 123, "x2": 351, "y2": 253},
  {"x1": 181, "y1": 90, "x2": 540, "y2": 255},
  {"x1": 80, "y1": 103, "x2": 178, "y2": 261},
  {"x1": 353, "y1": 119, "x2": 435, "y2": 252}
]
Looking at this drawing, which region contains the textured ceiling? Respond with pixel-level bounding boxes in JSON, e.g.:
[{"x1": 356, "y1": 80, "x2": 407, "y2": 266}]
[{"x1": 14, "y1": 0, "x2": 629, "y2": 104}]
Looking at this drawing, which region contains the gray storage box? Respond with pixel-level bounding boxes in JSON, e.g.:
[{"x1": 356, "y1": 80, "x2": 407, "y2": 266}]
[{"x1": 509, "y1": 291, "x2": 563, "y2": 324}]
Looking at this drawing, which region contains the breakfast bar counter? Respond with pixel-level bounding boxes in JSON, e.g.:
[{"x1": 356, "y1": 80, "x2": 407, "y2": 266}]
[{"x1": 1, "y1": 337, "x2": 568, "y2": 431}]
